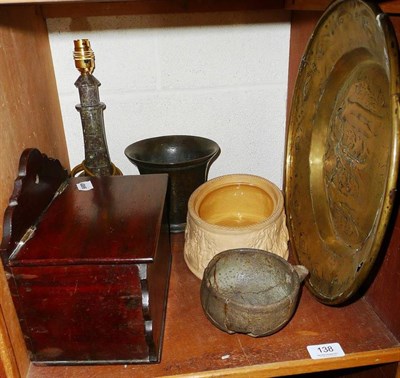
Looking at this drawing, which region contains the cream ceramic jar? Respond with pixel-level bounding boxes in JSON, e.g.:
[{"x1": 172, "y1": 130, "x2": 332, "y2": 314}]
[{"x1": 184, "y1": 174, "x2": 289, "y2": 279}]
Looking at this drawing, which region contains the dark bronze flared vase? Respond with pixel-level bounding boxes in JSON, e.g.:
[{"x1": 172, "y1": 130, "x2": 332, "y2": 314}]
[{"x1": 125, "y1": 135, "x2": 220, "y2": 233}]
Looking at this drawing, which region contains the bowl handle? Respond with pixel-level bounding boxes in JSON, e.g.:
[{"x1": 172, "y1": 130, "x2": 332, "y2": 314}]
[{"x1": 294, "y1": 265, "x2": 309, "y2": 283}]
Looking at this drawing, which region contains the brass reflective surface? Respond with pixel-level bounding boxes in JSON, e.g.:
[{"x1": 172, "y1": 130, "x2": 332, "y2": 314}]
[
  {"x1": 285, "y1": 0, "x2": 400, "y2": 304},
  {"x1": 199, "y1": 183, "x2": 274, "y2": 227},
  {"x1": 73, "y1": 39, "x2": 95, "y2": 75}
]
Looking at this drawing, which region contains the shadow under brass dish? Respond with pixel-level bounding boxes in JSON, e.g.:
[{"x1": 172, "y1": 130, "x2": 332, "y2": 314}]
[{"x1": 285, "y1": 0, "x2": 400, "y2": 304}]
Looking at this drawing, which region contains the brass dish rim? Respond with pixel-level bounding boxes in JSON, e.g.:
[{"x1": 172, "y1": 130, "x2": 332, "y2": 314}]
[{"x1": 284, "y1": 0, "x2": 400, "y2": 305}]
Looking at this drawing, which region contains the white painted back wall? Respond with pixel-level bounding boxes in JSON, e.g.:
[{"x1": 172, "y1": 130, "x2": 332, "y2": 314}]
[{"x1": 47, "y1": 10, "x2": 291, "y2": 187}]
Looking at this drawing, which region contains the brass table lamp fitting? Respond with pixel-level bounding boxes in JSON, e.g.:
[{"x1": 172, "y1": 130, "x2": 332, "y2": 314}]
[{"x1": 71, "y1": 39, "x2": 122, "y2": 177}]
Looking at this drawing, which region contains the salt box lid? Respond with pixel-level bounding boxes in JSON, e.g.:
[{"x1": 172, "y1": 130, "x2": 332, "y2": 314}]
[{"x1": 1, "y1": 149, "x2": 168, "y2": 267}]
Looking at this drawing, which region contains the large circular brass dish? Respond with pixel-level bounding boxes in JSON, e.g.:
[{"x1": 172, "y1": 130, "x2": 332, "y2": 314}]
[{"x1": 285, "y1": 0, "x2": 400, "y2": 305}]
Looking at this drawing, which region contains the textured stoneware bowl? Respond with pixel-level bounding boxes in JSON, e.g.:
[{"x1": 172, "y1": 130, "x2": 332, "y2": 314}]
[
  {"x1": 200, "y1": 248, "x2": 308, "y2": 337},
  {"x1": 184, "y1": 174, "x2": 289, "y2": 279}
]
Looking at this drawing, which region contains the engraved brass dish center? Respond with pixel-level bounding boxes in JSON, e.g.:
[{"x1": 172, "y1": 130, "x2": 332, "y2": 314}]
[
  {"x1": 285, "y1": 0, "x2": 400, "y2": 304},
  {"x1": 310, "y1": 57, "x2": 390, "y2": 254}
]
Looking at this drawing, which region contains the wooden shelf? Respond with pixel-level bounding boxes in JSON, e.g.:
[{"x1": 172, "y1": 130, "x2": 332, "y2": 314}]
[
  {"x1": 40, "y1": 1, "x2": 284, "y2": 19},
  {"x1": 1, "y1": 0, "x2": 399, "y2": 16},
  {"x1": 1, "y1": 2, "x2": 400, "y2": 377},
  {"x1": 26, "y1": 234, "x2": 400, "y2": 377},
  {"x1": 0, "y1": 0, "x2": 285, "y2": 18},
  {"x1": 285, "y1": 0, "x2": 400, "y2": 14}
]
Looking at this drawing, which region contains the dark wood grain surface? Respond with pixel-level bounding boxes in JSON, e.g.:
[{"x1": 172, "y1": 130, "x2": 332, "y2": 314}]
[
  {"x1": 363, "y1": 15, "x2": 400, "y2": 344},
  {"x1": 2, "y1": 150, "x2": 172, "y2": 365},
  {"x1": 1, "y1": 149, "x2": 68, "y2": 264},
  {"x1": 9, "y1": 174, "x2": 169, "y2": 266}
]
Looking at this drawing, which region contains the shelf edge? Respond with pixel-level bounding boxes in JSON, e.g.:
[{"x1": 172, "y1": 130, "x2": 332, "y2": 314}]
[{"x1": 161, "y1": 347, "x2": 400, "y2": 378}]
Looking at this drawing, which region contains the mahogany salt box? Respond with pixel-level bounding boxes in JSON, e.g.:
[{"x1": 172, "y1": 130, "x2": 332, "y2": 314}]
[{"x1": 1, "y1": 148, "x2": 171, "y2": 365}]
